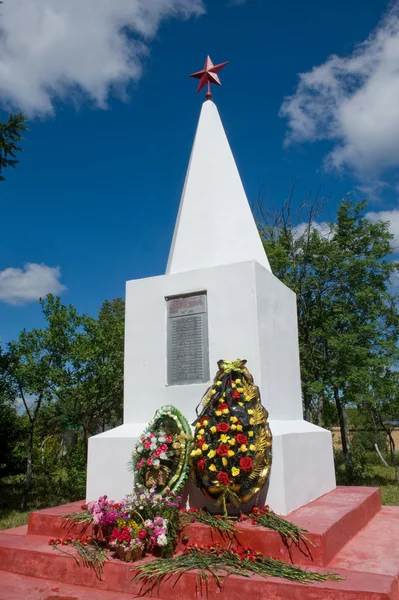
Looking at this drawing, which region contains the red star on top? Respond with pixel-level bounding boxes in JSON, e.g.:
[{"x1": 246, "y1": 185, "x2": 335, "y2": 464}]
[{"x1": 190, "y1": 56, "x2": 228, "y2": 99}]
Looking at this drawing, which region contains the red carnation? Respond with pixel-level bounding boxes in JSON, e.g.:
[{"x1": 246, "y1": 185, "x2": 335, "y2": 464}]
[
  {"x1": 231, "y1": 390, "x2": 241, "y2": 400},
  {"x1": 216, "y1": 422, "x2": 230, "y2": 433},
  {"x1": 236, "y1": 433, "x2": 248, "y2": 446},
  {"x1": 219, "y1": 403, "x2": 229, "y2": 410},
  {"x1": 138, "y1": 529, "x2": 147, "y2": 539},
  {"x1": 197, "y1": 458, "x2": 206, "y2": 470},
  {"x1": 217, "y1": 472, "x2": 230, "y2": 486},
  {"x1": 216, "y1": 443, "x2": 230, "y2": 457},
  {"x1": 239, "y1": 457, "x2": 253, "y2": 472}
]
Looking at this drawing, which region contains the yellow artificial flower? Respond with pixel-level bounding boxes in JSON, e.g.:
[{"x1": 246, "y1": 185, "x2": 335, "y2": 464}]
[
  {"x1": 209, "y1": 464, "x2": 217, "y2": 472},
  {"x1": 210, "y1": 426, "x2": 217, "y2": 433},
  {"x1": 247, "y1": 409, "x2": 254, "y2": 415},
  {"x1": 235, "y1": 378, "x2": 241, "y2": 384},
  {"x1": 208, "y1": 449, "x2": 216, "y2": 459},
  {"x1": 202, "y1": 444, "x2": 209, "y2": 451},
  {"x1": 202, "y1": 420, "x2": 209, "y2": 427},
  {"x1": 236, "y1": 425, "x2": 243, "y2": 431},
  {"x1": 230, "y1": 416, "x2": 238, "y2": 423},
  {"x1": 222, "y1": 408, "x2": 229, "y2": 415},
  {"x1": 231, "y1": 424, "x2": 237, "y2": 431},
  {"x1": 250, "y1": 418, "x2": 255, "y2": 425},
  {"x1": 222, "y1": 457, "x2": 228, "y2": 467},
  {"x1": 240, "y1": 444, "x2": 247, "y2": 453},
  {"x1": 196, "y1": 434, "x2": 202, "y2": 440},
  {"x1": 210, "y1": 389, "x2": 216, "y2": 396},
  {"x1": 195, "y1": 422, "x2": 201, "y2": 429},
  {"x1": 222, "y1": 392, "x2": 226, "y2": 398},
  {"x1": 219, "y1": 434, "x2": 229, "y2": 443},
  {"x1": 229, "y1": 438, "x2": 236, "y2": 446},
  {"x1": 215, "y1": 410, "x2": 222, "y2": 417},
  {"x1": 196, "y1": 448, "x2": 203, "y2": 455},
  {"x1": 190, "y1": 449, "x2": 197, "y2": 457},
  {"x1": 227, "y1": 450, "x2": 235, "y2": 457},
  {"x1": 239, "y1": 402, "x2": 244, "y2": 407},
  {"x1": 237, "y1": 387, "x2": 244, "y2": 393},
  {"x1": 198, "y1": 428, "x2": 205, "y2": 435},
  {"x1": 231, "y1": 467, "x2": 240, "y2": 477},
  {"x1": 248, "y1": 431, "x2": 254, "y2": 437},
  {"x1": 245, "y1": 395, "x2": 251, "y2": 402},
  {"x1": 215, "y1": 381, "x2": 222, "y2": 387},
  {"x1": 249, "y1": 444, "x2": 256, "y2": 452},
  {"x1": 231, "y1": 382, "x2": 236, "y2": 388}
]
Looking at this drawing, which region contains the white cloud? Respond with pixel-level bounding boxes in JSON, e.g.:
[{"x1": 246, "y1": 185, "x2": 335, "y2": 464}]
[
  {"x1": 0, "y1": 0, "x2": 205, "y2": 115},
  {"x1": 280, "y1": 2, "x2": 399, "y2": 178},
  {"x1": 0, "y1": 263, "x2": 67, "y2": 305},
  {"x1": 366, "y1": 209, "x2": 399, "y2": 249},
  {"x1": 293, "y1": 221, "x2": 333, "y2": 240}
]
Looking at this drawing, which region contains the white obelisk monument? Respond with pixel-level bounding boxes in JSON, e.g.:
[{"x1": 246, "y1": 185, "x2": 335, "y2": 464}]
[{"x1": 87, "y1": 57, "x2": 336, "y2": 514}]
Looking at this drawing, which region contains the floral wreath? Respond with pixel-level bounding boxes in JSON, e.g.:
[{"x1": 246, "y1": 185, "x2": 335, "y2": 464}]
[
  {"x1": 132, "y1": 405, "x2": 192, "y2": 495},
  {"x1": 190, "y1": 359, "x2": 272, "y2": 514}
]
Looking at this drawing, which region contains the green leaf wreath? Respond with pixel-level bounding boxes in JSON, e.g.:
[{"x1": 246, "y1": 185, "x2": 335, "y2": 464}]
[{"x1": 132, "y1": 405, "x2": 192, "y2": 495}]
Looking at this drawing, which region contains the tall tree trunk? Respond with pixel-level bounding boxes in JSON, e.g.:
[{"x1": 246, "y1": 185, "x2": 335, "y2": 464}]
[
  {"x1": 21, "y1": 424, "x2": 34, "y2": 510},
  {"x1": 303, "y1": 388, "x2": 312, "y2": 422},
  {"x1": 334, "y1": 386, "x2": 350, "y2": 466},
  {"x1": 387, "y1": 431, "x2": 399, "y2": 483},
  {"x1": 83, "y1": 427, "x2": 89, "y2": 465}
]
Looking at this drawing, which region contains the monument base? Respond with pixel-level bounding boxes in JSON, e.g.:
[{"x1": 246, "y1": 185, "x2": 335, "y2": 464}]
[
  {"x1": 86, "y1": 419, "x2": 335, "y2": 515},
  {"x1": 1, "y1": 487, "x2": 398, "y2": 600}
]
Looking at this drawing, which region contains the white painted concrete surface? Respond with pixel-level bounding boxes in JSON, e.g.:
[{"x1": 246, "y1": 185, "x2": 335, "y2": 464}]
[
  {"x1": 87, "y1": 261, "x2": 336, "y2": 511},
  {"x1": 86, "y1": 99, "x2": 336, "y2": 512},
  {"x1": 166, "y1": 100, "x2": 271, "y2": 275}
]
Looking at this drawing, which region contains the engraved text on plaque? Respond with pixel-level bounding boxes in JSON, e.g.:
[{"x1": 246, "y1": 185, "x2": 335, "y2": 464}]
[{"x1": 166, "y1": 292, "x2": 210, "y2": 385}]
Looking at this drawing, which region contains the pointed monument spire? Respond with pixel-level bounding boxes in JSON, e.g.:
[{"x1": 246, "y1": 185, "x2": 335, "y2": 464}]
[{"x1": 166, "y1": 100, "x2": 271, "y2": 275}]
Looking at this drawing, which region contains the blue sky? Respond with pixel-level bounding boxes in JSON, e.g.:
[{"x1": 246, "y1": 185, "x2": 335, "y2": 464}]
[{"x1": 0, "y1": 0, "x2": 398, "y2": 343}]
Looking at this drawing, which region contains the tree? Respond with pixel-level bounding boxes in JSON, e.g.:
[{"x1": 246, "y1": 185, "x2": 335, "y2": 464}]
[
  {"x1": 56, "y1": 298, "x2": 125, "y2": 460},
  {"x1": 1, "y1": 296, "x2": 82, "y2": 508},
  {"x1": 260, "y1": 192, "x2": 399, "y2": 470},
  {"x1": 0, "y1": 112, "x2": 27, "y2": 180}
]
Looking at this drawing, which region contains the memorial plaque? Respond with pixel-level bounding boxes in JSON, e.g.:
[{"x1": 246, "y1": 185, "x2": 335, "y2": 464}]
[{"x1": 166, "y1": 292, "x2": 210, "y2": 386}]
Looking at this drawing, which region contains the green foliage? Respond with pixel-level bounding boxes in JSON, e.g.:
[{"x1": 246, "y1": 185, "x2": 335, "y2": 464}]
[
  {"x1": 0, "y1": 112, "x2": 27, "y2": 180},
  {"x1": 260, "y1": 192, "x2": 399, "y2": 475}
]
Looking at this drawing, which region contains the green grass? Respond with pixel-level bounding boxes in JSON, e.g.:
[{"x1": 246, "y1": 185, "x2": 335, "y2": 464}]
[{"x1": 0, "y1": 510, "x2": 30, "y2": 530}]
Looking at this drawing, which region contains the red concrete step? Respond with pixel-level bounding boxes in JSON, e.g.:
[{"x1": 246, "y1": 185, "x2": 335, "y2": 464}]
[
  {"x1": 26, "y1": 487, "x2": 381, "y2": 567},
  {"x1": 331, "y1": 506, "x2": 399, "y2": 578},
  {"x1": 0, "y1": 530, "x2": 397, "y2": 599},
  {"x1": 0, "y1": 570, "x2": 155, "y2": 599},
  {"x1": 178, "y1": 486, "x2": 381, "y2": 566}
]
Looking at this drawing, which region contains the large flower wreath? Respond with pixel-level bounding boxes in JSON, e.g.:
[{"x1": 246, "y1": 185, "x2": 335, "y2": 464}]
[
  {"x1": 190, "y1": 359, "x2": 272, "y2": 514},
  {"x1": 132, "y1": 405, "x2": 192, "y2": 495}
]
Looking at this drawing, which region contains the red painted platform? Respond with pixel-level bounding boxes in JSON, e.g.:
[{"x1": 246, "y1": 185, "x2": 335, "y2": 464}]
[{"x1": 0, "y1": 486, "x2": 398, "y2": 600}]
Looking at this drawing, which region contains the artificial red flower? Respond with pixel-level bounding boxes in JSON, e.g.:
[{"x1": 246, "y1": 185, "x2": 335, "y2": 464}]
[
  {"x1": 219, "y1": 403, "x2": 229, "y2": 410},
  {"x1": 197, "y1": 458, "x2": 206, "y2": 470},
  {"x1": 138, "y1": 530, "x2": 147, "y2": 539},
  {"x1": 216, "y1": 443, "x2": 230, "y2": 457},
  {"x1": 197, "y1": 438, "x2": 206, "y2": 448},
  {"x1": 239, "y1": 456, "x2": 253, "y2": 472},
  {"x1": 154, "y1": 448, "x2": 162, "y2": 457},
  {"x1": 216, "y1": 422, "x2": 230, "y2": 433},
  {"x1": 147, "y1": 457, "x2": 153, "y2": 466},
  {"x1": 231, "y1": 390, "x2": 241, "y2": 400},
  {"x1": 217, "y1": 471, "x2": 230, "y2": 486},
  {"x1": 200, "y1": 415, "x2": 210, "y2": 425},
  {"x1": 159, "y1": 444, "x2": 168, "y2": 452},
  {"x1": 81, "y1": 504, "x2": 88, "y2": 511},
  {"x1": 188, "y1": 508, "x2": 198, "y2": 513},
  {"x1": 113, "y1": 503, "x2": 120, "y2": 510},
  {"x1": 236, "y1": 433, "x2": 248, "y2": 446}
]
